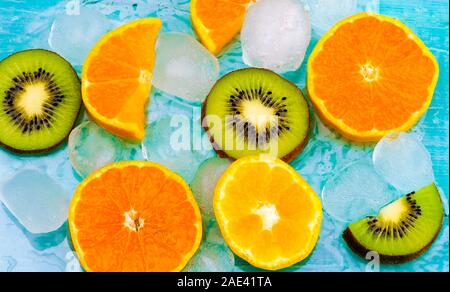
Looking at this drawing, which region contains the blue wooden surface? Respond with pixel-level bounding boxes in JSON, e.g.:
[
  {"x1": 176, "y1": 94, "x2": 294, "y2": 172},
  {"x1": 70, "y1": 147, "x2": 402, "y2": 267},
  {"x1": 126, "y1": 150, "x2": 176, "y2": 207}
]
[{"x1": 0, "y1": 0, "x2": 448, "y2": 272}]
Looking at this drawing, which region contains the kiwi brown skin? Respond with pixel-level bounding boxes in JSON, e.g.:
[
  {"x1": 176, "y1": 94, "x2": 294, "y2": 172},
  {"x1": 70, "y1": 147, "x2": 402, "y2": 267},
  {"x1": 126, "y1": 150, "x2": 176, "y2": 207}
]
[
  {"x1": 201, "y1": 68, "x2": 311, "y2": 163},
  {"x1": 0, "y1": 49, "x2": 82, "y2": 155},
  {"x1": 342, "y1": 219, "x2": 444, "y2": 264}
]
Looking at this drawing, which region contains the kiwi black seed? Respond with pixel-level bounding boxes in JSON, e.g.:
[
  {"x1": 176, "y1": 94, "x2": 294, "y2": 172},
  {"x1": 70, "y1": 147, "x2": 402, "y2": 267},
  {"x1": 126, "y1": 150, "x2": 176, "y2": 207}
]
[
  {"x1": 0, "y1": 49, "x2": 82, "y2": 153},
  {"x1": 202, "y1": 68, "x2": 310, "y2": 162},
  {"x1": 343, "y1": 183, "x2": 444, "y2": 264}
]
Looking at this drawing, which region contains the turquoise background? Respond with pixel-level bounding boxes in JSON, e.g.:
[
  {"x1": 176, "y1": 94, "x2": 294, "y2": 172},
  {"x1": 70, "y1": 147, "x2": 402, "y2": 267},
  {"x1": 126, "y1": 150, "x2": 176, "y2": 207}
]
[{"x1": 0, "y1": 0, "x2": 448, "y2": 272}]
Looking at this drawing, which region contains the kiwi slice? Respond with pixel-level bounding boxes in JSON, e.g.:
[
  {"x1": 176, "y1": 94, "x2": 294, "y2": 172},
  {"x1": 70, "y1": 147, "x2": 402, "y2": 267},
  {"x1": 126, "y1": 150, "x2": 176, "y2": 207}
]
[
  {"x1": 202, "y1": 68, "x2": 309, "y2": 162},
  {"x1": 343, "y1": 183, "x2": 444, "y2": 264},
  {"x1": 0, "y1": 49, "x2": 81, "y2": 153}
]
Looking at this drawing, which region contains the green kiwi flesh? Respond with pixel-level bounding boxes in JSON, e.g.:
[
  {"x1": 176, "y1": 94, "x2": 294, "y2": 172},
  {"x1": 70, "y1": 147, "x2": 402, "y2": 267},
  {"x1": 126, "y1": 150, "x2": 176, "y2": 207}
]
[
  {"x1": 0, "y1": 49, "x2": 81, "y2": 153},
  {"x1": 343, "y1": 183, "x2": 444, "y2": 264},
  {"x1": 202, "y1": 68, "x2": 310, "y2": 162}
]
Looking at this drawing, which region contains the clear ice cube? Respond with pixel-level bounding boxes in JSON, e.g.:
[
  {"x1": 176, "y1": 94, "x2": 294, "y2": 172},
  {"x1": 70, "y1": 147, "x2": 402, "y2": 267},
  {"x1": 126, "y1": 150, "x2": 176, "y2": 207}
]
[
  {"x1": 305, "y1": 0, "x2": 358, "y2": 37},
  {"x1": 68, "y1": 121, "x2": 125, "y2": 178},
  {"x1": 191, "y1": 157, "x2": 231, "y2": 222},
  {"x1": 142, "y1": 116, "x2": 214, "y2": 183},
  {"x1": 153, "y1": 33, "x2": 220, "y2": 103},
  {"x1": 184, "y1": 219, "x2": 235, "y2": 272},
  {"x1": 184, "y1": 242, "x2": 235, "y2": 272},
  {"x1": 48, "y1": 7, "x2": 111, "y2": 66},
  {"x1": 0, "y1": 169, "x2": 71, "y2": 234},
  {"x1": 322, "y1": 159, "x2": 399, "y2": 222},
  {"x1": 373, "y1": 132, "x2": 435, "y2": 194},
  {"x1": 241, "y1": 0, "x2": 311, "y2": 73}
]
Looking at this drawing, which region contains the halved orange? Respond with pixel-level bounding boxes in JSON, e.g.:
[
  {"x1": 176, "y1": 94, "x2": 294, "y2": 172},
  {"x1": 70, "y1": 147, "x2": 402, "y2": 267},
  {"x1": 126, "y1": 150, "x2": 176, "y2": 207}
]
[
  {"x1": 82, "y1": 18, "x2": 162, "y2": 141},
  {"x1": 68, "y1": 161, "x2": 202, "y2": 272},
  {"x1": 214, "y1": 156, "x2": 322, "y2": 270},
  {"x1": 308, "y1": 12, "x2": 439, "y2": 141},
  {"x1": 191, "y1": 0, "x2": 256, "y2": 55}
]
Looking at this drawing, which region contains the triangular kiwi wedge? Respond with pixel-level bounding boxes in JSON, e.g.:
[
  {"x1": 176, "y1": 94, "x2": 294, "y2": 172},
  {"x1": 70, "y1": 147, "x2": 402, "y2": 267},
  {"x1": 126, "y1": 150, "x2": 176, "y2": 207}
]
[{"x1": 343, "y1": 183, "x2": 444, "y2": 264}]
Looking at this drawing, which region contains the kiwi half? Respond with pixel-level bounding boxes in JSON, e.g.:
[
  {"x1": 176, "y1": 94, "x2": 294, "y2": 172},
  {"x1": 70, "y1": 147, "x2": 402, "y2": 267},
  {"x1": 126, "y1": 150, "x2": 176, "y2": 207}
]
[
  {"x1": 343, "y1": 183, "x2": 444, "y2": 264},
  {"x1": 0, "y1": 49, "x2": 81, "y2": 153},
  {"x1": 202, "y1": 68, "x2": 310, "y2": 162}
]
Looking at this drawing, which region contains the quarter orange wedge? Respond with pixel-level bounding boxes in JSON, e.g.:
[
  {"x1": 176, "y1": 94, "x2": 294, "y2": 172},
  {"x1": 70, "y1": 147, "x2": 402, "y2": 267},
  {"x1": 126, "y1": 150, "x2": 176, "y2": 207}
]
[
  {"x1": 308, "y1": 13, "x2": 439, "y2": 141},
  {"x1": 82, "y1": 18, "x2": 162, "y2": 141},
  {"x1": 214, "y1": 156, "x2": 322, "y2": 270},
  {"x1": 69, "y1": 161, "x2": 202, "y2": 272},
  {"x1": 191, "y1": 0, "x2": 256, "y2": 55}
]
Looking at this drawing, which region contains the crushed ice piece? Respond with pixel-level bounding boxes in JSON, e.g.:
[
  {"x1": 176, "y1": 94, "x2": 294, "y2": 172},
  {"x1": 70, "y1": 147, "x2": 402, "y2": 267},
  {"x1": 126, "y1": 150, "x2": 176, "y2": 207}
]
[
  {"x1": 0, "y1": 170, "x2": 71, "y2": 234},
  {"x1": 184, "y1": 219, "x2": 235, "y2": 272},
  {"x1": 241, "y1": 0, "x2": 311, "y2": 73},
  {"x1": 68, "y1": 121, "x2": 126, "y2": 178},
  {"x1": 142, "y1": 116, "x2": 214, "y2": 183},
  {"x1": 322, "y1": 159, "x2": 399, "y2": 222},
  {"x1": 153, "y1": 33, "x2": 220, "y2": 103},
  {"x1": 191, "y1": 157, "x2": 231, "y2": 222},
  {"x1": 373, "y1": 132, "x2": 435, "y2": 194},
  {"x1": 48, "y1": 7, "x2": 111, "y2": 65},
  {"x1": 184, "y1": 242, "x2": 235, "y2": 272}
]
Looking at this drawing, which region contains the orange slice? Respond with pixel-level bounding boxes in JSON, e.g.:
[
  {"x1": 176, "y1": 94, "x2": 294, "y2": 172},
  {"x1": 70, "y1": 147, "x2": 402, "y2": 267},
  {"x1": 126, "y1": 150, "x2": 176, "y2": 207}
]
[
  {"x1": 82, "y1": 18, "x2": 162, "y2": 141},
  {"x1": 214, "y1": 156, "x2": 322, "y2": 270},
  {"x1": 69, "y1": 161, "x2": 202, "y2": 272},
  {"x1": 308, "y1": 13, "x2": 439, "y2": 141},
  {"x1": 191, "y1": 0, "x2": 256, "y2": 55}
]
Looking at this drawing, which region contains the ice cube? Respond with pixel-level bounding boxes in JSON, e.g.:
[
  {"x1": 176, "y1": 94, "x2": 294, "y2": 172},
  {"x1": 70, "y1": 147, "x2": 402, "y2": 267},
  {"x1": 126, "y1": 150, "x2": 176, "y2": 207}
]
[
  {"x1": 191, "y1": 157, "x2": 231, "y2": 222},
  {"x1": 322, "y1": 159, "x2": 399, "y2": 222},
  {"x1": 68, "y1": 121, "x2": 125, "y2": 178},
  {"x1": 184, "y1": 243, "x2": 235, "y2": 272},
  {"x1": 185, "y1": 219, "x2": 235, "y2": 272},
  {"x1": 305, "y1": 0, "x2": 358, "y2": 37},
  {"x1": 0, "y1": 170, "x2": 71, "y2": 234},
  {"x1": 241, "y1": 0, "x2": 311, "y2": 73},
  {"x1": 142, "y1": 116, "x2": 214, "y2": 183},
  {"x1": 373, "y1": 132, "x2": 435, "y2": 194},
  {"x1": 153, "y1": 33, "x2": 220, "y2": 103},
  {"x1": 48, "y1": 7, "x2": 112, "y2": 66}
]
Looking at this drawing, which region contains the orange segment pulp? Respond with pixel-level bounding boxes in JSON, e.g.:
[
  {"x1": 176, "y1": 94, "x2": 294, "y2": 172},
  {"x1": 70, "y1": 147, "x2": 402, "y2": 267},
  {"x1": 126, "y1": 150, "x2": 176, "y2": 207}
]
[
  {"x1": 214, "y1": 156, "x2": 322, "y2": 270},
  {"x1": 82, "y1": 18, "x2": 162, "y2": 141},
  {"x1": 308, "y1": 13, "x2": 439, "y2": 141},
  {"x1": 69, "y1": 161, "x2": 202, "y2": 272},
  {"x1": 191, "y1": 0, "x2": 256, "y2": 55}
]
